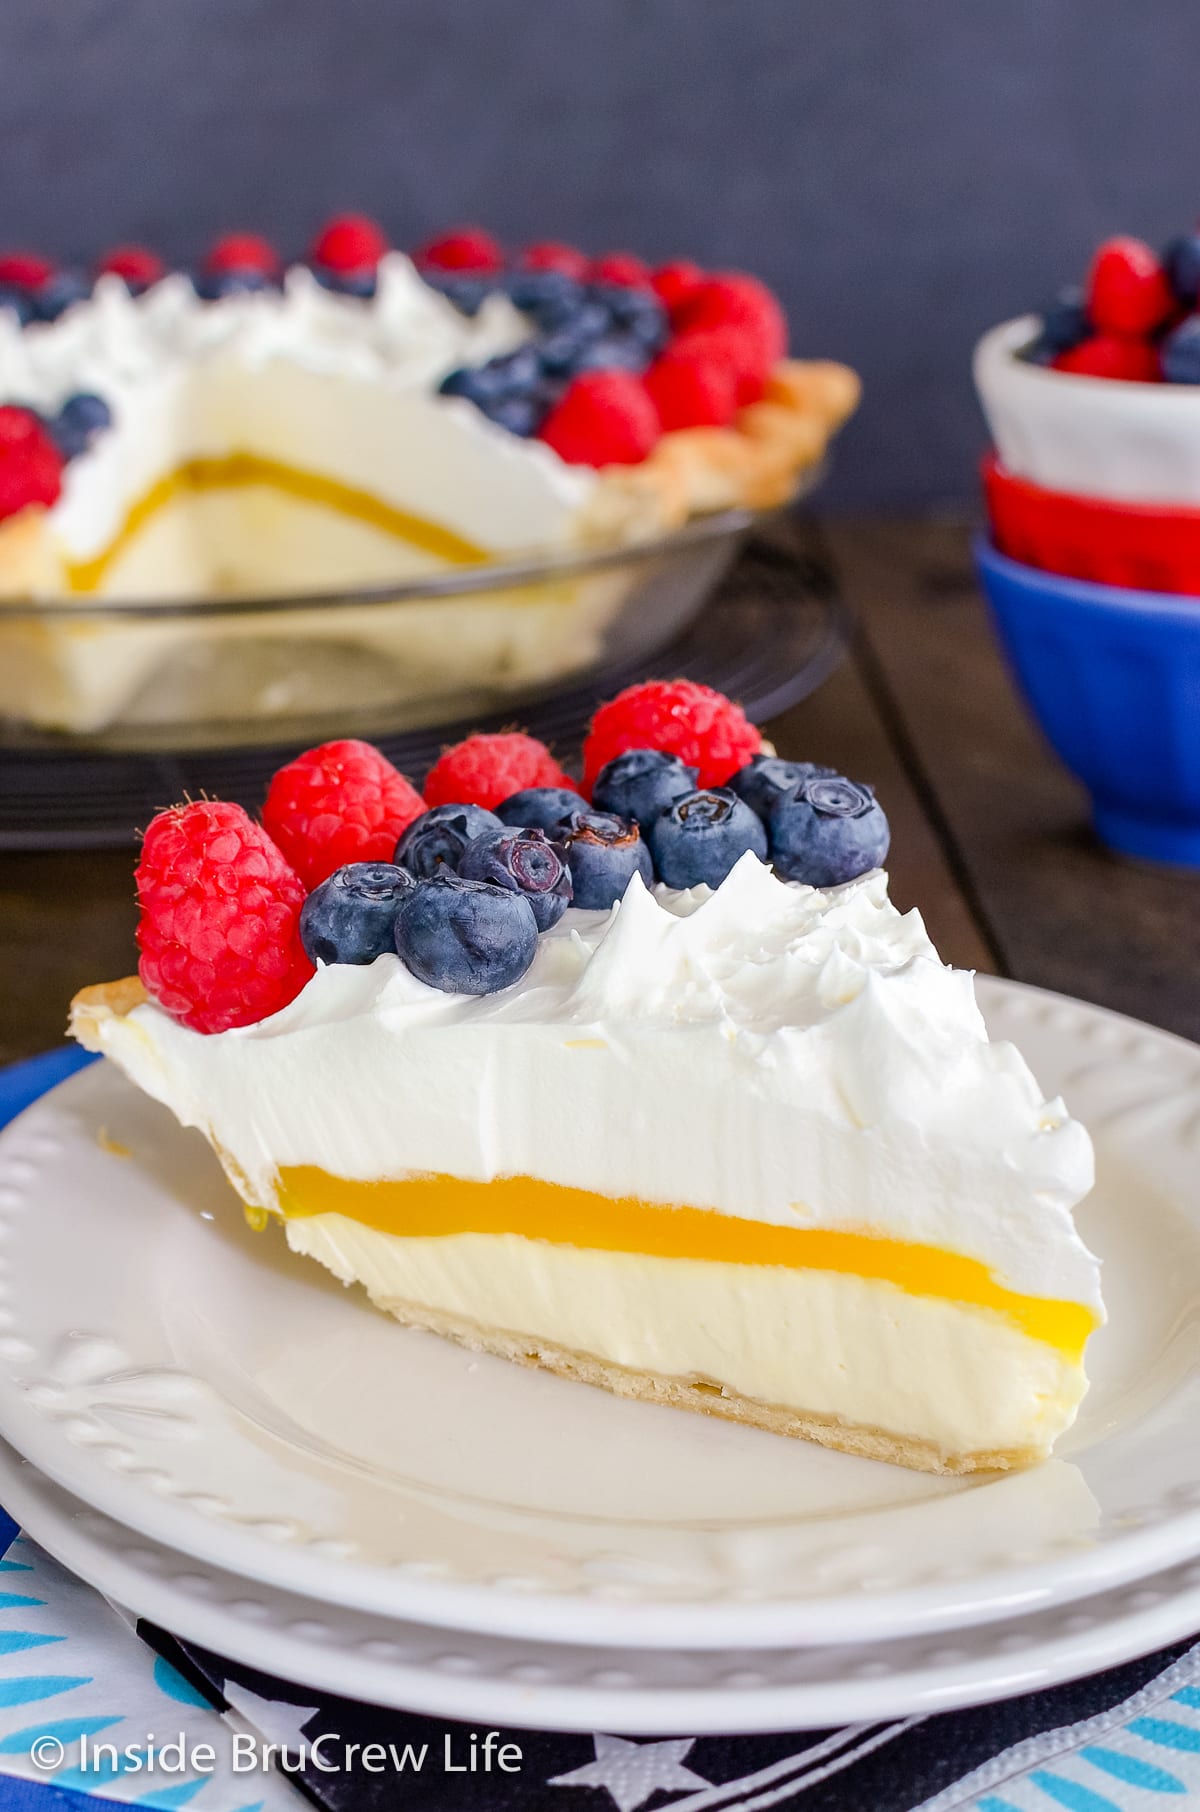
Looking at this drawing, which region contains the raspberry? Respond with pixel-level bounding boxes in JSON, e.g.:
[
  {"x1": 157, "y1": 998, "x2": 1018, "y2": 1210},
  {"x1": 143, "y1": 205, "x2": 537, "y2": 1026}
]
[
  {"x1": 96, "y1": 244, "x2": 166, "y2": 287},
  {"x1": 673, "y1": 274, "x2": 788, "y2": 370},
  {"x1": 1053, "y1": 334, "x2": 1161, "y2": 382},
  {"x1": 135, "y1": 801, "x2": 313, "y2": 1035},
  {"x1": 423, "y1": 732, "x2": 577, "y2": 812},
  {"x1": 522, "y1": 241, "x2": 589, "y2": 280},
  {"x1": 310, "y1": 214, "x2": 388, "y2": 273},
  {"x1": 416, "y1": 227, "x2": 504, "y2": 274},
  {"x1": 589, "y1": 252, "x2": 652, "y2": 289},
  {"x1": 263, "y1": 739, "x2": 425, "y2": 890},
  {"x1": 644, "y1": 340, "x2": 740, "y2": 429},
  {"x1": 539, "y1": 371, "x2": 661, "y2": 466},
  {"x1": 651, "y1": 259, "x2": 704, "y2": 311},
  {"x1": 1086, "y1": 236, "x2": 1174, "y2": 339},
  {"x1": 0, "y1": 408, "x2": 63, "y2": 521},
  {"x1": 0, "y1": 252, "x2": 54, "y2": 289},
  {"x1": 205, "y1": 232, "x2": 280, "y2": 277},
  {"x1": 584, "y1": 680, "x2": 763, "y2": 792},
  {"x1": 674, "y1": 326, "x2": 768, "y2": 405}
]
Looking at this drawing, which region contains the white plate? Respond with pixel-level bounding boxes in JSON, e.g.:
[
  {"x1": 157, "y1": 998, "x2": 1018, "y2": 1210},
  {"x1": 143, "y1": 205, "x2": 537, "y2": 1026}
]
[
  {"x1": 0, "y1": 978, "x2": 1198, "y2": 1652},
  {"x1": 4, "y1": 1436, "x2": 1199, "y2": 1734}
]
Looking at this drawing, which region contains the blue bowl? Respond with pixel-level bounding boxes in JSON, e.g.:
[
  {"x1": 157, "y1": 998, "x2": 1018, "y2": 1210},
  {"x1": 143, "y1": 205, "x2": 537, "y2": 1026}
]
[{"x1": 974, "y1": 535, "x2": 1200, "y2": 866}]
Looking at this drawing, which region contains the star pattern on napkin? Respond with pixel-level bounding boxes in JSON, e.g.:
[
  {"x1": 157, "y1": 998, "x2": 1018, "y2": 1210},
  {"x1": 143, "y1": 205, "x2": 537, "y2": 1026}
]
[{"x1": 549, "y1": 1734, "x2": 710, "y2": 1811}]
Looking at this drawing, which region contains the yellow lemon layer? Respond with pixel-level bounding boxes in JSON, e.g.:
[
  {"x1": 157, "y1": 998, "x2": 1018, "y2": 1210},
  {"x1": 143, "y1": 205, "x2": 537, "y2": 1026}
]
[
  {"x1": 274, "y1": 1166, "x2": 1098, "y2": 1361},
  {"x1": 64, "y1": 452, "x2": 491, "y2": 592}
]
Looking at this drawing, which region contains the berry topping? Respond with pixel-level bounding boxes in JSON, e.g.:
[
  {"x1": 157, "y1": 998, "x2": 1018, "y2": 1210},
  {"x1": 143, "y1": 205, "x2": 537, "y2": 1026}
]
[
  {"x1": 193, "y1": 266, "x2": 273, "y2": 301},
  {"x1": 0, "y1": 407, "x2": 64, "y2": 520},
  {"x1": 416, "y1": 227, "x2": 504, "y2": 274},
  {"x1": 495, "y1": 786, "x2": 588, "y2": 833},
  {"x1": 34, "y1": 271, "x2": 91, "y2": 322},
  {"x1": 262, "y1": 739, "x2": 425, "y2": 891},
  {"x1": 729, "y1": 755, "x2": 836, "y2": 822},
  {"x1": 310, "y1": 214, "x2": 388, "y2": 274},
  {"x1": 424, "y1": 731, "x2": 576, "y2": 811},
  {"x1": 459, "y1": 826, "x2": 573, "y2": 930},
  {"x1": 672, "y1": 274, "x2": 787, "y2": 369},
  {"x1": 769, "y1": 775, "x2": 890, "y2": 888},
  {"x1": 588, "y1": 253, "x2": 652, "y2": 290},
  {"x1": 205, "y1": 232, "x2": 280, "y2": 277},
  {"x1": 644, "y1": 339, "x2": 740, "y2": 428},
  {"x1": 1052, "y1": 334, "x2": 1160, "y2": 382},
  {"x1": 591, "y1": 748, "x2": 699, "y2": 826},
  {"x1": 557, "y1": 809, "x2": 653, "y2": 909},
  {"x1": 539, "y1": 370, "x2": 660, "y2": 466},
  {"x1": 522, "y1": 242, "x2": 589, "y2": 280},
  {"x1": 651, "y1": 260, "x2": 704, "y2": 311},
  {"x1": 675, "y1": 324, "x2": 770, "y2": 405},
  {"x1": 394, "y1": 803, "x2": 504, "y2": 880},
  {"x1": 584, "y1": 679, "x2": 763, "y2": 793},
  {"x1": 51, "y1": 392, "x2": 113, "y2": 460},
  {"x1": 1085, "y1": 236, "x2": 1174, "y2": 339},
  {"x1": 648, "y1": 788, "x2": 768, "y2": 889},
  {"x1": 135, "y1": 800, "x2": 313, "y2": 1034},
  {"x1": 1161, "y1": 317, "x2": 1200, "y2": 384},
  {"x1": 96, "y1": 245, "x2": 166, "y2": 288},
  {"x1": 299, "y1": 862, "x2": 416, "y2": 967},
  {"x1": 394, "y1": 873, "x2": 538, "y2": 995},
  {"x1": 0, "y1": 253, "x2": 54, "y2": 290}
]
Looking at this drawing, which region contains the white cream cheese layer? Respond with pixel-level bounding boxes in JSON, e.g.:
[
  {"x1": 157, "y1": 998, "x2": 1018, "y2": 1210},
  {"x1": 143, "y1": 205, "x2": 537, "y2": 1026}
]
[
  {"x1": 85, "y1": 857, "x2": 1101, "y2": 1315},
  {"x1": 0, "y1": 256, "x2": 595, "y2": 575}
]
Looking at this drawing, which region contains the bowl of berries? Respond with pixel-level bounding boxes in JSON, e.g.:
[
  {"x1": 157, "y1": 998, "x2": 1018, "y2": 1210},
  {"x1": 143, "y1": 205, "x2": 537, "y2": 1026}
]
[{"x1": 974, "y1": 230, "x2": 1200, "y2": 505}]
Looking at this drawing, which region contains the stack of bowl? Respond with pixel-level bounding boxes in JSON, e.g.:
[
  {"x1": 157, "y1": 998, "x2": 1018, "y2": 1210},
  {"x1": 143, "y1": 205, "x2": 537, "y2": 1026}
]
[{"x1": 974, "y1": 315, "x2": 1200, "y2": 867}]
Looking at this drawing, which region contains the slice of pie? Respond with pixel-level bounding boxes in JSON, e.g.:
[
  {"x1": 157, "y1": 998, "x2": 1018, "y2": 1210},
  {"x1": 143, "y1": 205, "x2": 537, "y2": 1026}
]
[{"x1": 69, "y1": 714, "x2": 1103, "y2": 1475}]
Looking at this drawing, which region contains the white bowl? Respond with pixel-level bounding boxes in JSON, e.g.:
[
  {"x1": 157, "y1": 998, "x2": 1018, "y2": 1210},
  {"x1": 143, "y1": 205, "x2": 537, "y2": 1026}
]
[{"x1": 974, "y1": 315, "x2": 1200, "y2": 504}]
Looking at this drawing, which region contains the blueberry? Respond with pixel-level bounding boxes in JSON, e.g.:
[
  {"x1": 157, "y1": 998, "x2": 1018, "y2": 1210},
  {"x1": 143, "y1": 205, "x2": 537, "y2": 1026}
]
[
  {"x1": 595, "y1": 284, "x2": 668, "y2": 351},
  {"x1": 557, "y1": 809, "x2": 653, "y2": 909},
  {"x1": 648, "y1": 789, "x2": 768, "y2": 889},
  {"x1": 299, "y1": 862, "x2": 415, "y2": 966},
  {"x1": 394, "y1": 873, "x2": 538, "y2": 995},
  {"x1": 572, "y1": 334, "x2": 650, "y2": 375},
  {"x1": 308, "y1": 264, "x2": 376, "y2": 299},
  {"x1": 51, "y1": 391, "x2": 113, "y2": 460},
  {"x1": 34, "y1": 270, "x2": 91, "y2": 322},
  {"x1": 769, "y1": 775, "x2": 890, "y2": 887},
  {"x1": 505, "y1": 269, "x2": 581, "y2": 315},
  {"x1": 1165, "y1": 236, "x2": 1200, "y2": 306},
  {"x1": 0, "y1": 286, "x2": 33, "y2": 326},
  {"x1": 1161, "y1": 317, "x2": 1200, "y2": 384},
  {"x1": 728, "y1": 755, "x2": 837, "y2": 823},
  {"x1": 482, "y1": 394, "x2": 542, "y2": 436},
  {"x1": 1024, "y1": 288, "x2": 1089, "y2": 364},
  {"x1": 193, "y1": 266, "x2": 273, "y2": 301},
  {"x1": 535, "y1": 303, "x2": 612, "y2": 372},
  {"x1": 425, "y1": 272, "x2": 493, "y2": 316},
  {"x1": 459, "y1": 826, "x2": 572, "y2": 930},
  {"x1": 439, "y1": 363, "x2": 513, "y2": 407},
  {"x1": 394, "y1": 803, "x2": 504, "y2": 879},
  {"x1": 496, "y1": 786, "x2": 585, "y2": 832},
  {"x1": 591, "y1": 748, "x2": 698, "y2": 826}
]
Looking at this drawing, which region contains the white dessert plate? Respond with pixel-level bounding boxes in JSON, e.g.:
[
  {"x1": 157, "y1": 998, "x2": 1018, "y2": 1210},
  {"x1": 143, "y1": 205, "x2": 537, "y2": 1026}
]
[
  {"x1": 3, "y1": 1436, "x2": 1199, "y2": 1734},
  {"x1": 0, "y1": 978, "x2": 1197, "y2": 1652}
]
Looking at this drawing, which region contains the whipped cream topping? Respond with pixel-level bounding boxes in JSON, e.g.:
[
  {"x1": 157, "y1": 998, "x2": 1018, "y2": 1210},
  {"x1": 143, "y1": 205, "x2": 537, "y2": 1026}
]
[
  {"x1": 0, "y1": 256, "x2": 596, "y2": 564},
  {"x1": 101, "y1": 857, "x2": 1101, "y2": 1312}
]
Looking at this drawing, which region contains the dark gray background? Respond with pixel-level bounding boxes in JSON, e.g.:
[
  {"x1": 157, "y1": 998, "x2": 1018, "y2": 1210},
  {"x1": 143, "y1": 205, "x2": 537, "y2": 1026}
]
[{"x1": 7, "y1": 1, "x2": 1200, "y2": 508}]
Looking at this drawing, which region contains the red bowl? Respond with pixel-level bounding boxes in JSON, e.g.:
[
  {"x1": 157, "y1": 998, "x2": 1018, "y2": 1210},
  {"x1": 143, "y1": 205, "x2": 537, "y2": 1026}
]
[{"x1": 983, "y1": 453, "x2": 1200, "y2": 596}]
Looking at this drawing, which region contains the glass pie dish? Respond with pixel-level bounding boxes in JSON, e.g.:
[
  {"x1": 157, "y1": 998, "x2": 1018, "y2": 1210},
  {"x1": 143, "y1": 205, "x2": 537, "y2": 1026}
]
[{"x1": 0, "y1": 494, "x2": 816, "y2": 753}]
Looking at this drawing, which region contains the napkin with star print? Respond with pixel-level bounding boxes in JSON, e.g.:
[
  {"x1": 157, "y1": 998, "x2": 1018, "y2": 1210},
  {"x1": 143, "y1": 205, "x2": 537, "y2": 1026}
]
[{"x1": 141, "y1": 1626, "x2": 1200, "y2": 1812}]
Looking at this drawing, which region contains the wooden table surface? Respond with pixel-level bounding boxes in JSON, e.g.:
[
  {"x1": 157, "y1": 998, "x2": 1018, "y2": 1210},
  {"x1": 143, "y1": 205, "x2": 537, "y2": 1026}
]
[{"x1": 2, "y1": 515, "x2": 1198, "y2": 1064}]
